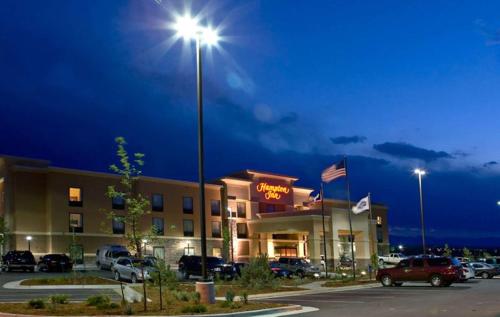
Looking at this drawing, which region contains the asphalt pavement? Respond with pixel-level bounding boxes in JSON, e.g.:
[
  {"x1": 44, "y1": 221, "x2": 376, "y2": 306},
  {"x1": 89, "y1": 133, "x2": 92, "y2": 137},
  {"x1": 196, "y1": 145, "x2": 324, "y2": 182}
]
[
  {"x1": 0, "y1": 269, "x2": 120, "y2": 302},
  {"x1": 264, "y1": 278, "x2": 500, "y2": 317}
]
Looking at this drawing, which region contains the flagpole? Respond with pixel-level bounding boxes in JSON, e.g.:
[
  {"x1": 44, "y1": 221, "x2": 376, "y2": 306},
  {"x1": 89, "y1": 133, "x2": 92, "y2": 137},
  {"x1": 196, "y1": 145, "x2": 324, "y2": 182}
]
[
  {"x1": 344, "y1": 157, "x2": 356, "y2": 280},
  {"x1": 321, "y1": 182, "x2": 328, "y2": 278}
]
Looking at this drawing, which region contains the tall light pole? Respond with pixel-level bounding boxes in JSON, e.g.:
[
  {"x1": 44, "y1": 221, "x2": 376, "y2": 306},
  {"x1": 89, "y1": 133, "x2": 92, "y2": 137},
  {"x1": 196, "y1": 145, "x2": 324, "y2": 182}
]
[
  {"x1": 173, "y1": 14, "x2": 220, "y2": 304},
  {"x1": 414, "y1": 169, "x2": 427, "y2": 255},
  {"x1": 26, "y1": 236, "x2": 32, "y2": 252}
]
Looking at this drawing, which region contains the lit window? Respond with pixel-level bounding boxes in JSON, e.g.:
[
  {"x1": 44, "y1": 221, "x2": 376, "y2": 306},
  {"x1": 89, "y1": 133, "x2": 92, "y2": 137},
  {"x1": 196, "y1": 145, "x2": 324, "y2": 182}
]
[
  {"x1": 69, "y1": 213, "x2": 83, "y2": 233},
  {"x1": 213, "y1": 247, "x2": 222, "y2": 257},
  {"x1": 183, "y1": 219, "x2": 194, "y2": 237},
  {"x1": 183, "y1": 197, "x2": 193, "y2": 214},
  {"x1": 152, "y1": 217, "x2": 164, "y2": 235},
  {"x1": 112, "y1": 218, "x2": 125, "y2": 234},
  {"x1": 211, "y1": 200, "x2": 221, "y2": 216},
  {"x1": 236, "y1": 223, "x2": 247, "y2": 238},
  {"x1": 237, "y1": 202, "x2": 246, "y2": 218},
  {"x1": 152, "y1": 194, "x2": 164, "y2": 212},
  {"x1": 211, "y1": 221, "x2": 221, "y2": 238},
  {"x1": 376, "y1": 216, "x2": 382, "y2": 225},
  {"x1": 68, "y1": 187, "x2": 82, "y2": 207},
  {"x1": 184, "y1": 245, "x2": 195, "y2": 255}
]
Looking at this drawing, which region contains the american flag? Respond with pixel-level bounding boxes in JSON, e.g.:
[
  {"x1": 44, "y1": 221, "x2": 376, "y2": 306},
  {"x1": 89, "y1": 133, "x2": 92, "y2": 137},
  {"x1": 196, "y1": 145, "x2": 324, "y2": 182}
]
[{"x1": 321, "y1": 159, "x2": 347, "y2": 183}]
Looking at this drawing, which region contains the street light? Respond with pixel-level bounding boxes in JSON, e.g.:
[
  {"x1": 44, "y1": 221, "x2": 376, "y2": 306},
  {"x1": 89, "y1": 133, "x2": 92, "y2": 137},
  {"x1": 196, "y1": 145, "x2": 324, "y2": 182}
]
[
  {"x1": 398, "y1": 244, "x2": 404, "y2": 251},
  {"x1": 173, "y1": 13, "x2": 220, "y2": 304},
  {"x1": 26, "y1": 236, "x2": 32, "y2": 252},
  {"x1": 414, "y1": 168, "x2": 427, "y2": 255}
]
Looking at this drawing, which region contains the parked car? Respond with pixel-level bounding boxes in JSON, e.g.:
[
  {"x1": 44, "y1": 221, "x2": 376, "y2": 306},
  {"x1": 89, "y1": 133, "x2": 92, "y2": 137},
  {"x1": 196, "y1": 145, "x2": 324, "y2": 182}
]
[
  {"x1": 478, "y1": 257, "x2": 500, "y2": 269},
  {"x1": 460, "y1": 262, "x2": 475, "y2": 281},
  {"x1": 277, "y1": 257, "x2": 320, "y2": 278},
  {"x1": 2, "y1": 250, "x2": 36, "y2": 272},
  {"x1": 269, "y1": 261, "x2": 291, "y2": 278},
  {"x1": 178, "y1": 255, "x2": 236, "y2": 280},
  {"x1": 229, "y1": 262, "x2": 247, "y2": 277},
  {"x1": 470, "y1": 262, "x2": 499, "y2": 279},
  {"x1": 96, "y1": 245, "x2": 131, "y2": 270},
  {"x1": 378, "y1": 253, "x2": 407, "y2": 266},
  {"x1": 112, "y1": 257, "x2": 155, "y2": 283},
  {"x1": 38, "y1": 254, "x2": 73, "y2": 272},
  {"x1": 376, "y1": 256, "x2": 462, "y2": 287}
]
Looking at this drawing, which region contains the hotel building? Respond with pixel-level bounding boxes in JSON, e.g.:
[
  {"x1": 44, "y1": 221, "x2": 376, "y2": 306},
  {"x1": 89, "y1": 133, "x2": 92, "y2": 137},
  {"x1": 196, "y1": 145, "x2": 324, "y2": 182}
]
[{"x1": 0, "y1": 155, "x2": 389, "y2": 268}]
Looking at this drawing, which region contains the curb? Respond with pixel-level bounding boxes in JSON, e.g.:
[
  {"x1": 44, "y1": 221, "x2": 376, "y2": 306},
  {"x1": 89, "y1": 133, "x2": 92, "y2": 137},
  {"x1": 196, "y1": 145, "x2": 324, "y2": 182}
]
[{"x1": 0, "y1": 304, "x2": 307, "y2": 317}]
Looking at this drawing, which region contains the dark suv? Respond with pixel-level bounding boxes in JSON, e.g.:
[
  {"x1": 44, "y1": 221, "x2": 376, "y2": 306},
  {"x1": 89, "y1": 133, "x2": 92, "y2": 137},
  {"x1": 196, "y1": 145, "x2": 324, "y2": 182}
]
[
  {"x1": 38, "y1": 254, "x2": 73, "y2": 272},
  {"x1": 178, "y1": 255, "x2": 236, "y2": 280},
  {"x1": 377, "y1": 256, "x2": 462, "y2": 287},
  {"x1": 278, "y1": 257, "x2": 320, "y2": 278},
  {"x1": 2, "y1": 250, "x2": 36, "y2": 272}
]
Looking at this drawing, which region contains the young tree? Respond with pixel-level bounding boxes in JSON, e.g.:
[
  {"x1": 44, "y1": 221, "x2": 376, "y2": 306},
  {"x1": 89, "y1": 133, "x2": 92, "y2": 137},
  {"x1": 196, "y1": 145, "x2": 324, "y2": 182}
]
[
  {"x1": 462, "y1": 247, "x2": 472, "y2": 260},
  {"x1": 104, "y1": 137, "x2": 157, "y2": 311},
  {"x1": 443, "y1": 244, "x2": 452, "y2": 257}
]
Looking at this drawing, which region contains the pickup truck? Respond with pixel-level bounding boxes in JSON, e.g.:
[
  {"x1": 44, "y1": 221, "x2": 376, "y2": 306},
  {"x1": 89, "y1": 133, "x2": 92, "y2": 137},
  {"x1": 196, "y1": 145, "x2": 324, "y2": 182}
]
[{"x1": 378, "y1": 253, "x2": 406, "y2": 265}]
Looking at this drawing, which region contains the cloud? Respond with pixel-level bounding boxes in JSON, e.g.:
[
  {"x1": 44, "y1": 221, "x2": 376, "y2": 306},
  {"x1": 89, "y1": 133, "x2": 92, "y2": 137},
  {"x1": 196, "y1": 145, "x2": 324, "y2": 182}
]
[
  {"x1": 330, "y1": 135, "x2": 367, "y2": 145},
  {"x1": 483, "y1": 161, "x2": 498, "y2": 168},
  {"x1": 373, "y1": 142, "x2": 453, "y2": 162}
]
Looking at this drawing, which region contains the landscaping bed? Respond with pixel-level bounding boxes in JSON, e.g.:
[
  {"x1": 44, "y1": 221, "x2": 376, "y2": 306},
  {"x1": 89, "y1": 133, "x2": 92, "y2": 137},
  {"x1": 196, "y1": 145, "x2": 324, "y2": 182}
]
[
  {"x1": 322, "y1": 278, "x2": 377, "y2": 287},
  {"x1": 20, "y1": 276, "x2": 120, "y2": 286},
  {"x1": 156, "y1": 282, "x2": 306, "y2": 297}
]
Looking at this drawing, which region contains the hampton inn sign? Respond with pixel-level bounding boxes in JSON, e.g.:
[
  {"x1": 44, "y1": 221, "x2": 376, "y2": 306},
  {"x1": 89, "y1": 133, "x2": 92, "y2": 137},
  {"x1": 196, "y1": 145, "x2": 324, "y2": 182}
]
[{"x1": 255, "y1": 182, "x2": 291, "y2": 200}]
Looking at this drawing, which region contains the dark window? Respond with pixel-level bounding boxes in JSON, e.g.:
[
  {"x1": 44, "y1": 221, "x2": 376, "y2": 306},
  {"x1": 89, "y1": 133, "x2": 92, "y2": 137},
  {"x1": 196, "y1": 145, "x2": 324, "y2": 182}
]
[
  {"x1": 412, "y1": 259, "x2": 425, "y2": 267},
  {"x1": 211, "y1": 200, "x2": 221, "y2": 216},
  {"x1": 183, "y1": 196, "x2": 193, "y2": 214},
  {"x1": 152, "y1": 194, "x2": 164, "y2": 212},
  {"x1": 211, "y1": 221, "x2": 221, "y2": 238},
  {"x1": 427, "y1": 258, "x2": 450, "y2": 267},
  {"x1": 398, "y1": 259, "x2": 410, "y2": 268},
  {"x1": 236, "y1": 223, "x2": 247, "y2": 238},
  {"x1": 112, "y1": 195, "x2": 125, "y2": 210},
  {"x1": 237, "y1": 202, "x2": 246, "y2": 218},
  {"x1": 152, "y1": 217, "x2": 164, "y2": 235},
  {"x1": 112, "y1": 218, "x2": 125, "y2": 234},
  {"x1": 69, "y1": 213, "x2": 83, "y2": 233},
  {"x1": 68, "y1": 187, "x2": 83, "y2": 207},
  {"x1": 183, "y1": 219, "x2": 194, "y2": 237}
]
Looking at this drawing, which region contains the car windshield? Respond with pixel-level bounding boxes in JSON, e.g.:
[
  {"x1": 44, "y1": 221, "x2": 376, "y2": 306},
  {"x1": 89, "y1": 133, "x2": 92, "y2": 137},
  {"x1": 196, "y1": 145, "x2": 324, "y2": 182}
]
[
  {"x1": 112, "y1": 251, "x2": 130, "y2": 258},
  {"x1": 207, "y1": 257, "x2": 224, "y2": 265}
]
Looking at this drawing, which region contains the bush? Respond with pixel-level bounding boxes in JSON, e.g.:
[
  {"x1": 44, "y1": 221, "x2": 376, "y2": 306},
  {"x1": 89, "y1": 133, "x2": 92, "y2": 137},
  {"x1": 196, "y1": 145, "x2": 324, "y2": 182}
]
[
  {"x1": 49, "y1": 294, "x2": 69, "y2": 304},
  {"x1": 86, "y1": 294, "x2": 110, "y2": 307},
  {"x1": 181, "y1": 303, "x2": 207, "y2": 313},
  {"x1": 192, "y1": 292, "x2": 201, "y2": 304},
  {"x1": 123, "y1": 304, "x2": 134, "y2": 315},
  {"x1": 28, "y1": 298, "x2": 45, "y2": 309},
  {"x1": 172, "y1": 290, "x2": 190, "y2": 302},
  {"x1": 239, "y1": 254, "x2": 278, "y2": 290},
  {"x1": 241, "y1": 291, "x2": 248, "y2": 304},
  {"x1": 225, "y1": 290, "x2": 235, "y2": 303},
  {"x1": 149, "y1": 260, "x2": 179, "y2": 290}
]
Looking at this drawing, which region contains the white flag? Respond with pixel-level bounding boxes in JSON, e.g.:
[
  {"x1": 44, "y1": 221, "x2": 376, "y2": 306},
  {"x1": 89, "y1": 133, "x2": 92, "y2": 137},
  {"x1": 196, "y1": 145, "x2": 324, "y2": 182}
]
[{"x1": 352, "y1": 195, "x2": 370, "y2": 214}]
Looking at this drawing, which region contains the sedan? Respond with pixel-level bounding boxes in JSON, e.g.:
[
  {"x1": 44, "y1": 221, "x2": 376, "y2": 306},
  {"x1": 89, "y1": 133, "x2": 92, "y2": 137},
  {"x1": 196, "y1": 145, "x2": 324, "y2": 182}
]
[
  {"x1": 470, "y1": 262, "x2": 499, "y2": 279},
  {"x1": 38, "y1": 254, "x2": 73, "y2": 272},
  {"x1": 112, "y1": 257, "x2": 154, "y2": 283}
]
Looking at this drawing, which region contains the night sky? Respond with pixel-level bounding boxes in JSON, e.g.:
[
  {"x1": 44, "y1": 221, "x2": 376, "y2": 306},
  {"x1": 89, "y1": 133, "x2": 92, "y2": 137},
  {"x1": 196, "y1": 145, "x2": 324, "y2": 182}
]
[{"x1": 1, "y1": 1, "x2": 499, "y2": 248}]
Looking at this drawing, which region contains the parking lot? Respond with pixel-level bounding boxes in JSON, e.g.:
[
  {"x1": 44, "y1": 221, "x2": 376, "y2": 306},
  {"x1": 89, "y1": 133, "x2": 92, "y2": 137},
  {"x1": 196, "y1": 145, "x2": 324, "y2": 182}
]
[{"x1": 264, "y1": 279, "x2": 500, "y2": 317}]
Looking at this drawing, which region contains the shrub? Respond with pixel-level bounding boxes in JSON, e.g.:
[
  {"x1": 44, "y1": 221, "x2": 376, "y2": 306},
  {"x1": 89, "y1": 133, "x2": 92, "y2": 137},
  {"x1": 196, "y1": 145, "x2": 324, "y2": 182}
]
[
  {"x1": 239, "y1": 254, "x2": 278, "y2": 290},
  {"x1": 123, "y1": 304, "x2": 134, "y2": 315},
  {"x1": 149, "y1": 260, "x2": 179, "y2": 290},
  {"x1": 181, "y1": 303, "x2": 207, "y2": 313},
  {"x1": 49, "y1": 294, "x2": 69, "y2": 304},
  {"x1": 241, "y1": 291, "x2": 248, "y2": 304},
  {"x1": 225, "y1": 290, "x2": 235, "y2": 303},
  {"x1": 172, "y1": 290, "x2": 190, "y2": 302},
  {"x1": 28, "y1": 298, "x2": 45, "y2": 309},
  {"x1": 86, "y1": 294, "x2": 110, "y2": 307},
  {"x1": 192, "y1": 292, "x2": 201, "y2": 304}
]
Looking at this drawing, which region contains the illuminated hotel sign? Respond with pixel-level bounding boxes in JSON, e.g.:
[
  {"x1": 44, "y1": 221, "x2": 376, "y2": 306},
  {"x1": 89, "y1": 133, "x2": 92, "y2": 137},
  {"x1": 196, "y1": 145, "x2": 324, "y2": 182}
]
[{"x1": 256, "y1": 182, "x2": 290, "y2": 200}]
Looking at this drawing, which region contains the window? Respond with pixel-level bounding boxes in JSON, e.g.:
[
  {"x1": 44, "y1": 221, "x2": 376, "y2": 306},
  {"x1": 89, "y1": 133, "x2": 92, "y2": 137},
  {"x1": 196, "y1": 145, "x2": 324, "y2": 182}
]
[
  {"x1": 69, "y1": 213, "x2": 83, "y2": 233},
  {"x1": 112, "y1": 195, "x2": 125, "y2": 210},
  {"x1": 112, "y1": 218, "x2": 125, "y2": 234},
  {"x1": 152, "y1": 217, "x2": 164, "y2": 235},
  {"x1": 68, "y1": 187, "x2": 82, "y2": 207},
  {"x1": 183, "y1": 196, "x2": 193, "y2": 214},
  {"x1": 153, "y1": 247, "x2": 165, "y2": 260},
  {"x1": 183, "y1": 219, "x2": 194, "y2": 237},
  {"x1": 237, "y1": 202, "x2": 246, "y2": 218},
  {"x1": 212, "y1": 247, "x2": 222, "y2": 257},
  {"x1": 412, "y1": 259, "x2": 424, "y2": 267},
  {"x1": 398, "y1": 259, "x2": 410, "y2": 268},
  {"x1": 152, "y1": 194, "x2": 164, "y2": 212},
  {"x1": 227, "y1": 208, "x2": 237, "y2": 218},
  {"x1": 427, "y1": 258, "x2": 450, "y2": 267},
  {"x1": 211, "y1": 200, "x2": 221, "y2": 216},
  {"x1": 211, "y1": 221, "x2": 221, "y2": 238},
  {"x1": 236, "y1": 223, "x2": 247, "y2": 238},
  {"x1": 184, "y1": 245, "x2": 195, "y2": 255}
]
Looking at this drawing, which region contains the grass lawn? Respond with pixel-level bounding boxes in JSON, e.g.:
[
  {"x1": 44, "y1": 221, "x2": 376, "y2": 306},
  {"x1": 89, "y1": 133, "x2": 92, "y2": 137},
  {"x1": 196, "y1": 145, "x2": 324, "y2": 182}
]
[
  {"x1": 164, "y1": 281, "x2": 306, "y2": 297},
  {"x1": 20, "y1": 276, "x2": 120, "y2": 286}
]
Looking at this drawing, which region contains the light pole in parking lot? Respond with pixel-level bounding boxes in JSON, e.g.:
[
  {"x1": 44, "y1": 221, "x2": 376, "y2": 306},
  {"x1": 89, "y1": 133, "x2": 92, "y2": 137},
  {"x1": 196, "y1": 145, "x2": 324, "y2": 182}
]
[
  {"x1": 414, "y1": 169, "x2": 427, "y2": 255},
  {"x1": 26, "y1": 236, "x2": 32, "y2": 252}
]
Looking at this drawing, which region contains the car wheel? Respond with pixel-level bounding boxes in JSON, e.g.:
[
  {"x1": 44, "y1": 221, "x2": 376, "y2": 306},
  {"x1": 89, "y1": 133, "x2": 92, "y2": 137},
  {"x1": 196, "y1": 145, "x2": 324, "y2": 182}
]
[
  {"x1": 378, "y1": 259, "x2": 385, "y2": 266},
  {"x1": 481, "y1": 272, "x2": 489, "y2": 279},
  {"x1": 381, "y1": 275, "x2": 393, "y2": 287},
  {"x1": 430, "y1": 274, "x2": 443, "y2": 287},
  {"x1": 394, "y1": 282, "x2": 403, "y2": 287},
  {"x1": 131, "y1": 273, "x2": 138, "y2": 284},
  {"x1": 114, "y1": 271, "x2": 121, "y2": 281}
]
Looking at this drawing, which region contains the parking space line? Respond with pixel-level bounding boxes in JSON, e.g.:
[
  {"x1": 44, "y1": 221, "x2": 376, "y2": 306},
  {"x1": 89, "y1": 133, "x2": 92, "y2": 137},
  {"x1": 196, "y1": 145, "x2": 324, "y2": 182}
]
[{"x1": 266, "y1": 298, "x2": 366, "y2": 304}]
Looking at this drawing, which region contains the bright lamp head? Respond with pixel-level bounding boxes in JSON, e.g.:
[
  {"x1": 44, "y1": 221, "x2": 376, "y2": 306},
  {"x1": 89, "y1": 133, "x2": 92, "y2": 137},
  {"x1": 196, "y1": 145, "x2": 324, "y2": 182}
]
[
  {"x1": 174, "y1": 14, "x2": 200, "y2": 40},
  {"x1": 414, "y1": 168, "x2": 426, "y2": 176}
]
